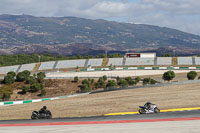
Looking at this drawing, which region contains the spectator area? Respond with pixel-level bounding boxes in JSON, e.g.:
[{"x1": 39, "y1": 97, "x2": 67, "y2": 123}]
[
  {"x1": 125, "y1": 58, "x2": 154, "y2": 66},
  {"x1": 87, "y1": 59, "x2": 103, "y2": 67},
  {"x1": 157, "y1": 57, "x2": 172, "y2": 65},
  {"x1": 0, "y1": 65, "x2": 20, "y2": 74},
  {"x1": 107, "y1": 58, "x2": 123, "y2": 66},
  {"x1": 56, "y1": 59, "x2": 86, "y2": 69},
  {"x1": 177, "y1": 57, "x2": 193, "y2": 65},
  {"x1": 195, "y1": 57, "x2": 200, "y2": 65},
  {"x1": 18, "y1": 63, "x2": 36, "y2": 72},
  {"x1": 39, "y1": 61, "x2": 56, "y2": 70}
]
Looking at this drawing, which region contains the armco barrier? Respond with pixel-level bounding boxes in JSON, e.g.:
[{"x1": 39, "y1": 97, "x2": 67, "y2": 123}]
[
  {"x1": 84, "y1": 67, "x2": 200, "y2": 72},
  {"x1": 0, "y1": 93, "x2": 89, "y2": 106}
]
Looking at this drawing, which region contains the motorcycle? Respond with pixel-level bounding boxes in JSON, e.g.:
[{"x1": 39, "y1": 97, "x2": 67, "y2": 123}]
[
  {"x1": 31, "y1": 110, "x2": 52, "y2": 119},
  {"x1": 138, "y1": 104, "x2": 160, "y2": 114}
]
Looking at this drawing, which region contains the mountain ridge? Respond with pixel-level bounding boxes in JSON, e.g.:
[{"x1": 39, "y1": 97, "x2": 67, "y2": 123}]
[{"x1": 0, "y1": 14, "x2": 200, "y2": 56}]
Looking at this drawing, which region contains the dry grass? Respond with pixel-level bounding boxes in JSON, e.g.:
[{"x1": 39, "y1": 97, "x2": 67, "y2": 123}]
[{"x1": 1, "y1": 82, "x2": 200, "y2": 120}]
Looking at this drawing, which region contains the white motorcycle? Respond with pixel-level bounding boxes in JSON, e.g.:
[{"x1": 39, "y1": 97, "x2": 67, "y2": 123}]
[{"x1": 138, "y1": 104, "x2": 160, "y2": 114}]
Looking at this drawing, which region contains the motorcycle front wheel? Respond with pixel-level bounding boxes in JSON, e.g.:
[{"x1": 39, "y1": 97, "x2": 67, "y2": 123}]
[
  {"x1": 31, "y1": 115, "x2": 38, "y2": 119},
  {"x1": 154, "y1": 108, "x2": 160, "y2": 113},
  {"x1": 138, "y1": 108, "x2": 145, "y2": 114}
]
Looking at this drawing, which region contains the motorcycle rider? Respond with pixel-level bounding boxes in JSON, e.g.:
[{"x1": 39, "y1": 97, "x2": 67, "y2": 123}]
[
  {"x1": 39, "y1": 106, "x2": 47, "y2": 114},
  {"x1": 144, "y1": 102, "x2": 152, "y2": 110}
]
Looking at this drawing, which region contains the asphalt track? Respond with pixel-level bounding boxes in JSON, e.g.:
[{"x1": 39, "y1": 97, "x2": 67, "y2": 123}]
[{"x1": 0, "y1": 110, "x2": 200, "y2": 132}]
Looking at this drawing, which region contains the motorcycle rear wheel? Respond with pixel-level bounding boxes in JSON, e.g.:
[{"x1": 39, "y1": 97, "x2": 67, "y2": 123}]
[{"x1": 138, "y1": 108, "x2": 145, "y2": 114}]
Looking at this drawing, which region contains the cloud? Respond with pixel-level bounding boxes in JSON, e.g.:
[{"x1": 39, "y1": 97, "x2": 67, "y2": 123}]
[{"x1": 0, "y1": 0, "x2": 199, "y2": 35}]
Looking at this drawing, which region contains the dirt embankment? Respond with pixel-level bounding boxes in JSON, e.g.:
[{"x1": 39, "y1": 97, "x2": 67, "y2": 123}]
[
  {"x1": 10, "y1": 79, "x2": 81, "y2": 100},
  {"x1": 1, "y1": 82, "x2": 200, "y2": 120}
]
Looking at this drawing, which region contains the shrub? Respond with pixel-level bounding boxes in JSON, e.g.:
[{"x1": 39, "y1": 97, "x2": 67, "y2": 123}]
[
  {"x1": 37, "y1": 72, "x2": 46, "y2": 83},
  {"x1": 106, "y1": 80, "x2": 117, "y2": 88},
  {"x1": 135, "y1": 76, "x2": 141, "y2": 83},
  {"x1": 118, "y1": 79, "x2": 129, "y2": 87},
  {"x1": 7, "y1": 71, "x2": 16, "y2": 78},
  {"x1": 21, "y1": 86, "x2": 30, "y2": 94},
  {"x1": 102, "y1": 75, "x2": 107, "y2": 81},
  {"x1": 27, "y1": 76, "x2": 37, "y2": 85},
  {"x1": 16, "y1": 70, "x2": 31, "y2": 82},
  {"x1": 2, "y1": 91, "x2": 11, "y2": 100},
  {"x1": 3, "y1": 75, "x2": 15, "y2": 85},
  {"x1": 73, "y1": 76, "x2": 79, "y2": 83},
  {"x1": 95, "y1": 78, "x2": 106, "y2": 88},
  {"x1": 187, "y1": 71, "x2": 197, "y2": 80},
  {"x1": 162, "y1": 71, "x2": 175, "y2": 82},
  {"x1": 116, "y1": 76, "x2": 120, "y2": 81},
  {"x1": 125, "y1": 77, "x2": 136, "y2": 85},
  {"x1": 40, "y1": 89, "x2": 46, "y2": 96},
  {"x1": 30, "y1": 83, "x2": 42, "y2": 92},
  {"x1": 79, "y1": 83, "x2": 92, "y2": 92},
  {"x1": 143, "y1": 78, "x2": 157, "y2": 85}
]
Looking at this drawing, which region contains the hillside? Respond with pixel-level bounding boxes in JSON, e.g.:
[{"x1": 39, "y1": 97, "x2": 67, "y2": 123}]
[{"x1": 0, "y1": 14, "x2": 200, "y2": 55}]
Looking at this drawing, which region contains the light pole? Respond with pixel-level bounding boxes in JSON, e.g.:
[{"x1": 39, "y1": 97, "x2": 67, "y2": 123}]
[{"x1": 38, "y1": 55, "x2": 40, "y2": 63}]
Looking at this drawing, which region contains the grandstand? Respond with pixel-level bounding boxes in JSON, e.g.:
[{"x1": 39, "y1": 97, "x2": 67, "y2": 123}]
[
  {"x1": 0, "y1": 65, "x2": 20, "y2": 74},
  {"x1": 157, "y1": 57, "x2": 172, "y2": 65},
  {"x1": 18, "y1": 63, "x2": 36, "y2": 72},
  {"x1": 107, "y1": 58, "x2": 123, "y2": 66},
  {"x1": 55, "y1": 59, "x2": 86, "y2": 69},
  {"x1": 125, "y1": 58, "x2": 155, "y2": 66},
  {"x1": 1, "y1": 56, "x2": 200, "y2": 73},
  {"x1": 177, "y1": 57, "x2": 193, "y2": 65},
  {"x1": 195, "y1": 57, "x2": 200, "y2": 65},
  {"x1": 87, "y1": 59, "x2": 103, "y2": 67},
  {"x1": 39, "y1": 61, "x2": 56, "y2": 70}
]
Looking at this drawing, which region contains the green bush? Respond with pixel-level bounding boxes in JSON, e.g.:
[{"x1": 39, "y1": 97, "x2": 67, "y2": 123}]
[
  {"x1": 106, "y1": 80, "x2": 117, "y2": 88},
  {"x1": 2, "y1": 91, "x2": 11, "y2": 100},
  {"x1": 79, "y1": 83, "x2": 92, "y2": 92},
  {"x1": 95, "y1": 78, "x2": 106, "y2": 89},
  {"x1": 16, "y1": 70, "x2": 31, "y2": 82},
  {"x1": 135, "y1": 76, "x2": 141, "y2": 83},
  {"x1": 37, "y1": 72, "x2": 46, "y2": 83},
  {"x1": 143, "y1": 78, "x2": 157, "y2": 85},
  {"x1": 27, "y1": 76, "x2": 37, "y2": 85},
  {"x1": 73, "y1": 76, "x2": 79, "y2": 83},
  {"x1": 7, "y1": 71, "x2": 16, "y2": 78},
  {"x1": 162, "y1": 71, "x2": 175, "y2": 82},
  {"x1": 40, "y1": 89, "x2": 46, "y2": 96},
  {"x1": 3, "y1": 75, "x2": 15, "y2": 85},
  {"x1": 187, "y1": 71, "x2": 197, "y2": 80},
  {"x1": 30, "y1": 83, "x2": 42, "y2": 92},
  {"x1": 21, "y1": 86, "x2": 30, "y2": 94},
  {"x1": 118, "y1": 79, "x2": 129, "y2": 87},
  {"x1": 102, "y1": 75, "x2": 107, "y2": 81}
]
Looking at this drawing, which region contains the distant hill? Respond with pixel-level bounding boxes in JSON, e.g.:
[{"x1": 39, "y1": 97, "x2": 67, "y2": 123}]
[{"x1": 0, "y1": 14, "x2": 200, "y2": 56}]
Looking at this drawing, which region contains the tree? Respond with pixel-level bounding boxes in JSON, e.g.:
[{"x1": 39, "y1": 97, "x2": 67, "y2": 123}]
[
  {"x1": 161, "y1": 53, "x2": 172, "y2": 57},
  {"x1": 3, "y1": 75, "x2": 15, "y2": 85},
  {"x1": 30, "y1": 83, "x2": 42, "y2": 92},
  {"x1": 79, "y1": 79, "x2": 93, "y2": 92},
  {"x1": 21, "y1": 86, "x2": 30, "y2": 94},
  {"x1": 125, "y1": 77, "x2": 135, "y2": 85},
  {"x1": 106, "y1": 80, "x2": 117, "y2": 88},
  {"x1": 73, "y1": 76, "x2": 79, "y2": 83},
  {"x1": 37, "y1": 72, "x2": 46, "y2": 83},
  {"x1": 102, "y1": 75, "x2": 107, "y2": 81},
  {"x1": 135, "y1": 76, "x2": 141, "y2": 83},
  {"x1": 162, "y1": 71, "x2": 175, "y2": 82},
  {"x1": 117, "y1": 79, "x2": 129, "y2": 87},
  {"x1": 143, "y1": 78, "x2": 157, "y2": 85},
  {"x1": 187, "y1": 71, "x2": 197, "y2": 80},
  {"x1": 16, "y1": 70, "x2": 31, "y2": 82},
  {"x1": 7, "y1": 71, "x2": 16, "y2": 78},
  {"x1": 40, "y1": 89, "x2": 46, "y2": 96}
]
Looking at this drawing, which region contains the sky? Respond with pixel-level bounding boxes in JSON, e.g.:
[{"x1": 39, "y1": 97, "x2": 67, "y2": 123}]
[{"x1": 0, "y1": 0, "x2": 200, "y2": 35}]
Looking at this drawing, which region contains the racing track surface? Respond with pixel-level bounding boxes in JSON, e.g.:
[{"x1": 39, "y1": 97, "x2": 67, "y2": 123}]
[{"x1": 1, "y1": 110, "x2": 200, "y2": 133}]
